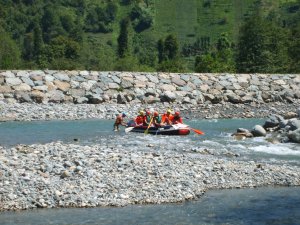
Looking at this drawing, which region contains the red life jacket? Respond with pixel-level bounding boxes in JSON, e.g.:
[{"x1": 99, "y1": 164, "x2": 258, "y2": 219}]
[
  {"x1": 135, "y1": 115, "x2": 144, "y2": 125},
  {"x1": 172, "y1": 116, "x2": 183, "y2": 124}
]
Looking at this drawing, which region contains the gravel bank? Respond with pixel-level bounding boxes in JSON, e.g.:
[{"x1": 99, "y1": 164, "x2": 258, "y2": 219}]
[
  {"x1": 0, "y1": 101, "x2": 299, "y2": 121},
  {"x1": 1, "y1": 142, "x2": 300, "y2": 211}
]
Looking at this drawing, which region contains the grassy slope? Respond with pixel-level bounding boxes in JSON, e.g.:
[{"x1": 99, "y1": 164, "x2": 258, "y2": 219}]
[
  {"x1": 82, "y1": 0, "x2": 298, "y2": 46},
  {"x1": 153, "y1": 0, "x2": 297, "y2": 43},
  {"x1": 153, "y1": 0, "x2": 255, "y2": 44}
]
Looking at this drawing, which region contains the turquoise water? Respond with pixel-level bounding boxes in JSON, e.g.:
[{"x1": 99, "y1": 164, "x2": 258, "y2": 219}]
[
  {"x1": 1, "y1": 118, "x2": 299, "y2": 165},
  {"x1": 1, "y1": 187, "x2": 299, "y2": 225},
  {"x1": 1, "y1": 118, "x2": 300, "y2": 224}
]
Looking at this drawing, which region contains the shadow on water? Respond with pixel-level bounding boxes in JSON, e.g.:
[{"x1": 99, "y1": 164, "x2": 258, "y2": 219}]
[{"x1": 0, "y1": 187, "x2": 300, "y2": 225}]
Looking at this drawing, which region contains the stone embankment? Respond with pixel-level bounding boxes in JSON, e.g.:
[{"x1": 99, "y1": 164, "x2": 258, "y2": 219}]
[
  {"x1": 1, "y1": 142, "x2": 300, "y2": 211},
  {"x1": 1, "y1": 70, "x2": 299, "y2": 105}
]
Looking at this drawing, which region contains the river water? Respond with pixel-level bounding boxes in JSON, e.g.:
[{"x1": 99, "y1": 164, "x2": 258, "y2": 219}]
[{"x1": 0, "y1": 118, "x2": 300, "y2": 224}]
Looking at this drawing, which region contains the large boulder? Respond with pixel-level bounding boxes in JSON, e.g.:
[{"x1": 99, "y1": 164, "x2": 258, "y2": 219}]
[
  {"x1": 172, "y1": 76, "x2": 186, "y2": 86},
  {"x1": 47, "y1": 90, "x2": 65, "y2": 103},
  {"x1": 88, "y1": 94, "x2": 104, "y2": 104},
  {"x1": 74, "y1": 97, "x2": 88, "y2": 104},
  {"x1": 287, "y1": 128, "x2": 300, "y2": 143},
  {"x1": 226, "y1": 93, "x2": 241, "y2": 103},
  {"x1": 53, "y1": 72, "x2": 70, "y2": 81},
  {"x1": 263, "y1": 114, "x2": 284, "y2": 129},
  {"x1": 14, "y1": 92, "x2": 32, "y2": 103},
  {"x1": 286, "y1": 119, "x2": 300, "y2": 131},
  {"x1": 5, "y1": 77, "x2": 22, "y2": 86},
  {"x1": 232, "y1": 128, "x2": 254, "y2": 139},
  {"x1": 30, "y1": 90, "x2": 45, "y2": 103},
  {"x1": 142, "y1": 96, "x2": 160, "y2": 104},
  {"x1": 117, "y1": 93, "x2": 127, "y2": 104},
  {"x1": 54, "y1": 80, "x2": 71, "y2": 92},
  {"x1": 251, "y1": 125, "x2": 267, "y2": 137},
  {"x1": 160, "y1": 91, "x2": 177, "y2": 102}
]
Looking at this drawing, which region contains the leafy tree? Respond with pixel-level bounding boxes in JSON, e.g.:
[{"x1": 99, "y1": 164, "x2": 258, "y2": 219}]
[
  {"x1": 194, "y1": 33, "x2": 235, "y2": 73},
  {"x1": 182, "y1": 36, "x2": 210, "y2": 57},
  {"x1": 114, "y1": 55, "x2": 140, "y2": 71},
  {"x1": 130, "y1": 4, "x2": 153, "y2": 32},
  {"x1": 105, "y1": 2, "x2": 118, "y2": 23},
  {"x1": 157, "y1": 59, "x2": 186, "y2": 73},
  {"x1": 84, "y1": 3, "x2": 117, "y2": 33},
  {"x1": 287, "y1": 4, "x2": 300, "y2": 73},
  {"x1": 0, "y1": 28, "x2": 21, "y2": 69},
  {"x1": 236, "y1": 13, "x2": 289, "y2": 73},
  {"x1": 195, "y1": 54, "x2": 216, "y2": 73},
  {"x1": 157, "y1": 34, "x2": 179, "y2": 62},
  {"x1": 164, "y1": 34, "x2": 179, "y2": 60},
  {"x1": 133, "y1": 33, "x2": 158, "y2": 68},
  {"x1": 157, "y1": 34, "x2": 181, "y2": 72},
  {"x1": 69, "y1": 17, "x2": 84, "y2": 43},
  {"x1": 60, "y1": 13, "x2": 75, "y2": 33},
  {"x1": 41, "y1": 5, "x2": 64, "y2": 43},
  {"x1": 23, "y1": 32, "x2": 34, "y2": 61}
]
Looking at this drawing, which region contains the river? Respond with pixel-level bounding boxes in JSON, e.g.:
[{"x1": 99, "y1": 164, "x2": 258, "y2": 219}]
[{"x1": 0, "y1": 118, "x2": 299, "y2": 224}]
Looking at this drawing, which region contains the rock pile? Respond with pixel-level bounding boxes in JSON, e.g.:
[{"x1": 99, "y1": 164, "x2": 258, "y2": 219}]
[
  {"x1": 233, "y1": 108, "x2": 300, "y2": 143},
  {"x1": 1, "y1": 70, "x2": 299, "y2": 105}
]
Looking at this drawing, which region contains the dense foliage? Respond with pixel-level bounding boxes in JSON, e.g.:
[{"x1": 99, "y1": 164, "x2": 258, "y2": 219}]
[{"x1": 0, "y1": 0, "x2": 299, "y2": 73}]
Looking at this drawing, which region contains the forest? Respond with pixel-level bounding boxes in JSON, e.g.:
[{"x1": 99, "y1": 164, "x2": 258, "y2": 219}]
[{"x1": 0, "y1": 0, "x2": 299, "y2": 73}]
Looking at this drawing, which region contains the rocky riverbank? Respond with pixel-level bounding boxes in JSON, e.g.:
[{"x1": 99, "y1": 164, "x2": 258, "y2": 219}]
[
  {"x1": 1, "y1": 101, "x2": 300, "y2": 122},
  {"x1": 1, "y1": 142, "x2": 300, "y2": 211}
]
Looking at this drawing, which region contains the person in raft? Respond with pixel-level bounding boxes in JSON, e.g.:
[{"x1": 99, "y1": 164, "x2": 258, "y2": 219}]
[
  {"x1": 152, "y1": 111, "x2": 162, "y2": 127},
  {"x1": 113, "y1": 112, "x2": 127, "y2": 131},
  {"x1": 144, "y1": 110, "x2": 152, "y2": 126},
  {"x1": 162, "y1": 109, "x2": 174, "y2": 125},
  {"x1": 172, "y1": 111, "x2": 183, "y2": 124},
  {"x1": 134, "y1": 110, "x2": 145, "y2": 126}
]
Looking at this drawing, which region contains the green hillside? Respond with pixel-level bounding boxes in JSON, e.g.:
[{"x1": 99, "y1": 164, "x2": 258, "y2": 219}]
[{"x1": 0, "y1": 0, "x2": 299, "y2": 72}]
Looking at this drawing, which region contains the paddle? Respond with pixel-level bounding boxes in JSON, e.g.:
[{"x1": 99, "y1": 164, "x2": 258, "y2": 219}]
[
  {"x1": 175, "y1": 123, "x2": 204, "y2": 135},
  {"x1": 190, "y1": 127, "x2": 204, "y2": 135},
  {"x1": 144, "y1": 116, "x2": 154, "y2": 134},
  {"x1": 125, "y1": 127, "x2": 134, "y2": 133}
]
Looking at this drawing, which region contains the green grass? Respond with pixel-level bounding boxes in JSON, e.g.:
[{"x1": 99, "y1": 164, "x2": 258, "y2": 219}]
[
  {"x1": 153, "y1": 0, "x2": 199, "y2": 43},
  {"x1": 151, "y1": 0, "x2": 299, "y2": 44},
  {"x1": 83, "y1": 0, "x2": 299, "y2": 48}
]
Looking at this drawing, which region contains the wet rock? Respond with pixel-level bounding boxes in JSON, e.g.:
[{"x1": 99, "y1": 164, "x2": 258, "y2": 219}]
[
  {"x1": 263, "y1": 114, "x2": 284, "y2": 129},
  {"x1": 287, "y1": 128, "x2": 300, "y2": 143},
  {"x1": 286, "y1": 119, "x2": 300, "y2": 131},
  {"x1": 251, "y1": 125, "x2": 267, "y2": 137}
]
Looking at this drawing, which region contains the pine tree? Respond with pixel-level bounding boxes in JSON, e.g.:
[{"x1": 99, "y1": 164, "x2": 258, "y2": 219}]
[
  {"x1": 33, "y1": 24, "x2": 43, "y2": 60},
  {"x1": 164, "y1": 34, "x2": 179, "y2": 60},
  {"x1": 237, "y1": 13, "x2": 290, "y2": 73},
  {"x1": 117, "y1": 18, "x2": 130, "y2": 58},
  {"x1": 157, "y1": 38, "x2": 165, "y2": 63}
]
